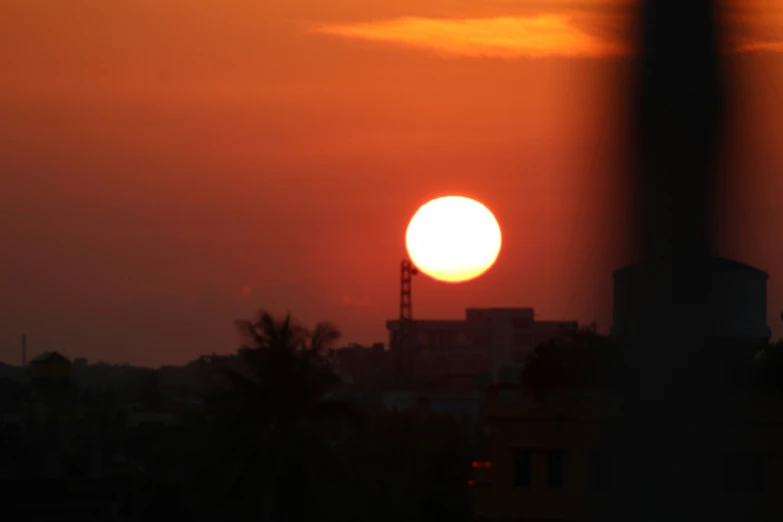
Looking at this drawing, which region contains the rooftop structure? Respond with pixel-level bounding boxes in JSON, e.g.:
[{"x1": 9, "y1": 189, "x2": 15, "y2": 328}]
[
  {"x1": 387, "y1": 308, "x2": 577, "y2": 388},
  {"x1": 612, "y1": 256, "x2": 771, "y2": 344},
  {"x1": 28, "y1": 351, "x2": 71, "y2": 385}
]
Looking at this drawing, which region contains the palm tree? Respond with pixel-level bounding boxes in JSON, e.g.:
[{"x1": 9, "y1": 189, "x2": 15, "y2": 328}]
[{"x1": 193, "y1": 310, "x2": 363, "y2": 521}]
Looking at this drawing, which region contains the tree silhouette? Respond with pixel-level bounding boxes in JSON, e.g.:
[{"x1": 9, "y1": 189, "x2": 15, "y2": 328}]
[
  {"x1": 196, "y1": 310, "x2": 363, "y2": 521},
  {"x1": 140, "y1": 370, "x2": 164, "y2": 413},
  {"x1": 522, "y1": 324, "x2": 616, "y2": 399},
  {"x1": 745, "y1": 340, "x2": 783, "y2": 395}
]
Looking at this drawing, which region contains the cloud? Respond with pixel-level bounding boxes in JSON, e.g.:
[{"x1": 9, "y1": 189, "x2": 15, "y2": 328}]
[
  {"x1": 735, "y1": 40, "x2": 783, "y2": 53},
  {"x1": 314, "y1": 14, "x2": 629, "y2": 59}
]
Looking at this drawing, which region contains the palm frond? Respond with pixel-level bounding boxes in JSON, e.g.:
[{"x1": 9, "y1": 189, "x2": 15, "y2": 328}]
[
  {"x1": 277, "y1": 312, "x2": 292, "y2": 348},
  {"x1": 307, "y1": 321, "x2": 342, "y2": 356},
  {"x1": 236, "y1": 319, "x2": 264, "y2": 348}
]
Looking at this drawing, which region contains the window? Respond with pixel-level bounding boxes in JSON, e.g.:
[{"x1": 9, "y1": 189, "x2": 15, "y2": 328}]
[
  {"x1": 429, "y1": 331, "x2": 456, "y2": 347},
  {"x1": 512, "y1": 450, "x2": 532, "y2": 489},
  {"x1": 513, "y1": 333, "x2": 533, "y2": 347},
  {"x1": 546, "y1": 451, "x2": 565, "y2": 489},
  {"x1": 513, "y1": 317, "x2": 533, "y2": 330},
  {"x1": 590, "y1": 450, "x2": 612, "y2": 492}
]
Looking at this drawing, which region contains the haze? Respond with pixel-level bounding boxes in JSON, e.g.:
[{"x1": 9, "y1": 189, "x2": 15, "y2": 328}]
[{"x1": 2, "y1": 0, "x2": 783, "y2": 366}]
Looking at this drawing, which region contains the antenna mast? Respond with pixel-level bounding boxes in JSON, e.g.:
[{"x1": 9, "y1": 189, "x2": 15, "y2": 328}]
[
  {"x1": 396, "y1": 259, "x2": 418, "y2": 383},
  {"x1": 400, "y1": 259, "x2": 417, "y2": 322}
]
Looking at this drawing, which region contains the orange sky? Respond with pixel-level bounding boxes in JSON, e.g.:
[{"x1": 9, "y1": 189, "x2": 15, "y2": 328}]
[{"x1": 2, "y1": 0, "x2": 783, "y2": 366}]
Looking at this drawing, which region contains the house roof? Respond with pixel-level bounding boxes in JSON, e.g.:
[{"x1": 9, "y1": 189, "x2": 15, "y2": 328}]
[
  {"x1": 386, "y1": 319, "x2": 469, "y2": 331},
  {"x1": 29, "y1": 351, "x2": 70, "y2": 364},
  {"x1": 613, "y1": 256, "x2": 767, "y2": 278}
]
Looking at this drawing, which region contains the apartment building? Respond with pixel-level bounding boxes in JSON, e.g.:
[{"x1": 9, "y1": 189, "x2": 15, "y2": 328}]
[{"x1": 472, "y1": 388, "x2": 783, "y2": 521}]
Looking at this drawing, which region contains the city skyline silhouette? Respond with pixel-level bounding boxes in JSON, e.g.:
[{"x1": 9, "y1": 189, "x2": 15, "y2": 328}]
[{"x1": 3, "y1": 1, "x2": 783, "y2": 366}]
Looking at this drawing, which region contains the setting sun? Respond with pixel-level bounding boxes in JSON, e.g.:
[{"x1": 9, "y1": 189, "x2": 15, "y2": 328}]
[{"x1": 406, "y1": 196, "x2": 502, "y2": 283}]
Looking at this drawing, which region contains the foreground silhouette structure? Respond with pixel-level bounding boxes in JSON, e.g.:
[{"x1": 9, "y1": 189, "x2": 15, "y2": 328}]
[{"x1": 613, "y1": 1, "x2": 746, "y2": 522}]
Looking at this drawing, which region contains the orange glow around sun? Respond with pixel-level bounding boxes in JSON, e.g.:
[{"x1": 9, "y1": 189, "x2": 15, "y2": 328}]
[{"x1": 406, "y1": 196, "x2": 502, "y2": 283}]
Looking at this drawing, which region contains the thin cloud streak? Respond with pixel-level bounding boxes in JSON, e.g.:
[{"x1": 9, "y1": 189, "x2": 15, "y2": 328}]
[
  {"x1": 315, "y1": 15, "x2": 630, "y2": 59},
  {"x1": 736, "y1": 40, "x2": 783, "y2": 53}
]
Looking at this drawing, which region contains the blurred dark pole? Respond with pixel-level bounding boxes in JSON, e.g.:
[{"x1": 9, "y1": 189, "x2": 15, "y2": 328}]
[
  {"x1": 610, "y1": 0, "x2": 737, "y2": 521},
  {"x1": 634, "y1": 2, "x2": 722, "y2": 268}
]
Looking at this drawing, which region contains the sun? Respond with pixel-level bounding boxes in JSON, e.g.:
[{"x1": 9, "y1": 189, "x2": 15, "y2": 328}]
[{"x1": 406, "y1": 196, "x2": 502, "y2": 283}]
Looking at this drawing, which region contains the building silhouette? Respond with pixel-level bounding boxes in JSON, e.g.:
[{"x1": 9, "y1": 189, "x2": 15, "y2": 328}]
[
  {"x1": 471, "y1": 389, "x2": 783, "y2": 522},
  {"x1": 321, "y1": 343, "x2": 391, "y2": 388},
  {"x1": 612, "y1": 256, "x2": 770, "y2": 356},
  {"x1": 28, "y1": 351, "x2": 71, "y2": 389},
  {"x1": 470, "y1": 256, "x2": 779, "y2": 521},
  {"x1": 387, "y1": 308, "x2": 577, "y2": 389}
]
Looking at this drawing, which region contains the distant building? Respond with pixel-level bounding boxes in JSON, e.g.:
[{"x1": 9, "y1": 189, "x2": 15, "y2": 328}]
[
  {"x1": 611, "y1": 256, "x2": 771, "y2": 347},
  {"x1": 198, "y1": 353, "x2": 247, "y2": 393},
  {"x1": 387, "y1": 308, "x2": 577, "y2": 388},
  {"x1": 382, "y1": 388, "x2": 483, "y2": 424},
  {"x1": 28, "y1": 351, "x2": 71, "y2": 386},
  {"x1": 471, "y1": 388, "x2": 783, "y2": 522},
  {"x1": 322, "y1": 343, "x2": 391, "y2": 388}
]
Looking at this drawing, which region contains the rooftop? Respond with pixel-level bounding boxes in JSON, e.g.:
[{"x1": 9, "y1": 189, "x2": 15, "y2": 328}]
[
  {"x1": 29, "y1": 351, "x2": 70, "y2": 364},
  {"x1": 387, "y1": 319, "x2": 469, "y2": 330},
  {"x1": 613, "y1": 256, "x2": 767, "y2": 277}
]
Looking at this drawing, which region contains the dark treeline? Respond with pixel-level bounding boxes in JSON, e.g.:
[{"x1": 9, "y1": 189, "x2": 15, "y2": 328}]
[
  {"x1": 0, "y1": 310, "x2": 475, "y2": 521},
  {"x1": 522, "y1": 324, "x2": 783, "y2": 399},
  {"x1": 2, "y1": 313, "x2": 782, "y2": 520}
]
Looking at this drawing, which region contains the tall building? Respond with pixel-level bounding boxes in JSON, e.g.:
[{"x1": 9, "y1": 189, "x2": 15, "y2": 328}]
[
  {"x1": 612, "y1": 256, "x2": 771, "y2": 349},
  {"x1": 471, "y1": 389, "x2": 783, "y2": 522},
  {"x1": 386, "y1": 308, "x2": 577, "y2": 388}
]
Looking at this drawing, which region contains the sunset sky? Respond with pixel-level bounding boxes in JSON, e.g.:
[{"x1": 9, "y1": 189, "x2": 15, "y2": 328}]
[{"x1": 2, "y1": 0, "x2": 783, "y2": 366}]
